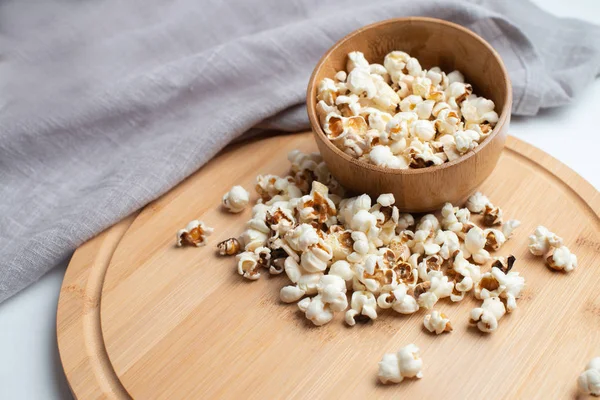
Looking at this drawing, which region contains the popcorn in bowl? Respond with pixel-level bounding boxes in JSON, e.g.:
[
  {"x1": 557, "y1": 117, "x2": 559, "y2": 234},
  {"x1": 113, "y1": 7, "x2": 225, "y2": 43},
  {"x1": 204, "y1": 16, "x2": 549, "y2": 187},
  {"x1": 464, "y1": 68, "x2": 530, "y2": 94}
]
[{"x1": 315, "y1": 51, "x2": 499, "y2": 169}]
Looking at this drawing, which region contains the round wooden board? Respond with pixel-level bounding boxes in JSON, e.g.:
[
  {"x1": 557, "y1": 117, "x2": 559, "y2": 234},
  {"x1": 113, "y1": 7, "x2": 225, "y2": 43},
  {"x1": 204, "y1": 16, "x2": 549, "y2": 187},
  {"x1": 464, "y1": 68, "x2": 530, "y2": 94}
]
[{"x1": 57, "y1": 132, "x2": 600, "y2": 400}]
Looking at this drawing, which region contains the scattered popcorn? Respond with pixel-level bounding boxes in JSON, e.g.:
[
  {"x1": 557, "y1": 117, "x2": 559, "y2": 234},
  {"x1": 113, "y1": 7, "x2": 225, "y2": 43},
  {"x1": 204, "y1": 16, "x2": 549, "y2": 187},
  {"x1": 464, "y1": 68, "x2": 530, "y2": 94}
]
[
  {"x1": 236, "y1": 250, "x2": 261, "y2": 280},
  {"x1": 491, "y1": 255, "x2": 516, "y2": 274},
  {"x1": 176, "y1": 220, "x2": 214, "y2": 247},
  {"x1": 316, "y1": 51, "x2": 498, "y2": 169},
  {"x1": 470, "y1": 297, "x2": 506, "y2": 333},
  {"x1": 378, "y1": 344, "x2": 423, "y2": 384},
  {"x1": 475, "y1": 265, "x2": 524, "y2": 312},
  {"x1": 528, "y1": 226, "x2": 564, "y2": 256},
  {"x1": 483, "y1": 228, "x2": 506, "y2": 251},
  {"x1": 423, "y1": 310, "x2": 452, "y2": 334},
  {"x1": 377, "y1": 284, "x2": 419, "y2": 314},
  {"x1": 446, "y1": 251, "x2": 480, "y2": 302},
  {"x1": 501, "y1": 219, "x2": 521, "y2": 238},
  {"x1": 222, "y1": 185, "x2": 250, "y2": 213},
  {"x1": 415, "y1": 270, "x2": 454, "y2": 309},
  {"x1": 466, "y1": 192, "x2": 491, "y2": 214},
  {"x1": 578, "y1": 357, "x2": 600, "y2": 397},
  {"x1": 297, "y1": 295, "x2": 333, "y2": 326},
  {"x1": 345, "y1": 290, "x2": 378, "y2": 326},
  {"x1": 463, "y1": 226, "x2": 491, "y2": 265},
  {"x1": 546, "y1": 245, "x2": 577, "y2": 272},
  {"x1": 228, "y1": 150, "x2": 531, "y2": 337},
  {"x1": 482, "y1": 204, "x2": 503, "y2": 226},
  {"x1": 217, "y1": 237, "x2": 241, "y2": 256}
]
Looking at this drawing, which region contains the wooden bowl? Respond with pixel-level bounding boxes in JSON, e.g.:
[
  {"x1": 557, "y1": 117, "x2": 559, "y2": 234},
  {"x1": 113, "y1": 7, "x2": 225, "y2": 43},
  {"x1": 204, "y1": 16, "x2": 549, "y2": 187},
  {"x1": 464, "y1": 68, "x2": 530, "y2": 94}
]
[{"x1": 307, "y1": 17, "x2": 512, "y2": 212}]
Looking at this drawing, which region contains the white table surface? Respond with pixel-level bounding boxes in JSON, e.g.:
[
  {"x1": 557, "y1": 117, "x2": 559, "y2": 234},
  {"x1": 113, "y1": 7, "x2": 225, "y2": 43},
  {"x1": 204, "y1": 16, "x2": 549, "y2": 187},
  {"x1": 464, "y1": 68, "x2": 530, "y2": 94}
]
[{"x1": 1, "y1": 1, "x2": 599, "y2": 399}]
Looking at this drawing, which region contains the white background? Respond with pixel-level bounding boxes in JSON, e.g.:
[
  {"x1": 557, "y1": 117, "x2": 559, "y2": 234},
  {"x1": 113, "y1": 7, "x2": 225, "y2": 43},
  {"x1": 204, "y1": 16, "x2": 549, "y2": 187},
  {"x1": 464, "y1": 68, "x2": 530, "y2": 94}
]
[{"x1": 1, "y1": 1, "x2": 599, "y2": 398}]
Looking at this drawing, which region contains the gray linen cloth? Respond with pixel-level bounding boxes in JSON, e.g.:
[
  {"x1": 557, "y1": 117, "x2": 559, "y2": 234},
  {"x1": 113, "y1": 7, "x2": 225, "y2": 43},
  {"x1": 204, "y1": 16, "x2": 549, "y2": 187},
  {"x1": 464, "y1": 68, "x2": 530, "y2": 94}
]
[{"x1": 1, "y1": 0, "x2": 599, "y2": 302}]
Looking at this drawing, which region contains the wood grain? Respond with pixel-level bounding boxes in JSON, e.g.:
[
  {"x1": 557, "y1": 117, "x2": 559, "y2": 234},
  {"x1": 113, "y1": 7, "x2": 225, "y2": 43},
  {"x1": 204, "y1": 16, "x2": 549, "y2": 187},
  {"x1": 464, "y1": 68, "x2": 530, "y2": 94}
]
[
  {"x1": 307, "y1": 17, "x2": 512, "y2": 212},
  {"x1": 57, "y1": 133, "x2": 600, "y2": 400}
]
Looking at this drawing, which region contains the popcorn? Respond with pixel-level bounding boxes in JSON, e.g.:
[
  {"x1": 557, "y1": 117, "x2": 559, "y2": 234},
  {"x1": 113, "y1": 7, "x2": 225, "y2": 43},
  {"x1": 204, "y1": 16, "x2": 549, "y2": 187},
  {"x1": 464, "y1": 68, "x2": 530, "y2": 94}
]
[
  {"x1": 316, "y1": 100, "x2": 339, "y2": 124},
  {"x1": 378, "y1": 344, "x2": 423, "y2": 384},
  {"x1": 335, "y1": 94, "x2": 361, "y2": 117},
  {"x1": 317, "y1": 78, "x2": 338, "y2": 105},
  {"x1": 280, "y1": 285, "x2": 306, "y2": 303},
  {"x1": 350, "y1": 209, "x2": 381, "y2": 242},
  {"x1": 528, "y1": 226, "x2": 563, "y2": 256},
  {"x1": 483, "y1": 228, "x2": 506, "y2": 251},
  {"x1": 236, "y1": 251, "x2": 261, "y2": 280},
  {"x1": 445, "y1": 82, "x2": 472, "y2": 104},
  {"x1": 298, "y1": 295, "x2": 334, "y2": 326},
  {"x1": 397, "y1": 213, "x2": 415, "y2": 231},
  {"x1": 447, "y1": 70, "x2": 464, "y2": 85},
  {"x1": 228, "y1": 149, "x2": 538, "y2": 336},
  {"x1": 240, "y1": 227, "x2": 268, "y2": 252},
  {"x1": 454, "y1": 129, "x2": 480, "y2": 154},
  {"x1": 316, "y1": 274, "x2": 348, "y2": 312},
  {"x1": 346, "y1": 51, "x2": 370, "y2": 72},
  {"x1": 436, "y1": 230, "x2": 460, "y2": 260},
  {"x1": 294, "y1": 181, "x2": 337, "y2": 225},
  {"x1": 465, "y1": 191, "x2": 491, "y2": 214},
  {"x1": 369, "y1": 63, "x2": 389, "y2": 81},
  {"x1": 300, "y1": 240, "x2": 333, "y2": 273},
  {"x1": 434, "y1": 109, "x2": 461, "y2": 135},
  {"x1": 400, "y1": 94, "x2": 423, "y2": 113},
  {"x1": 384, "y1": 51, "x2": 410, "y2": 80},
  {"x1": 470, "y1": 297, "x2": 506, "y2": 333},
  {"x1": 347, "y1": 68, "x2": 377, "y2": 99},
  {"x1": 463, "y1": 226, "x2": 491, "y2": 265},
  {"x1": 414, "y1": 270, "x2": 454, "y2": 309},
  {"x1": 423, "y1": 310, "x2": 453, "y2": 334},
  {"x1": 476, "y1": 266, "x2": 524, "y2": 312},
  {"x1": 482, "y1": 204, "x2": 503, "y2": 226},
  {"x1": 491, "y1": 255, "x2": 516, "y2": 274},
  {"x1": 415, "y1": 254, "x2": 443, "y2": 281},
  {"x1": 410, "y1": 120, "x2": 436, "y2": 141},
  {"x1": 546, "y1": 246, "x2": 577, "y2": 272},
  {"x1": 255, "y1": 174, "x2": 302, "y2": 204},
  {"x1": 415, "y1": 99, "x2": 435, "y2": 120},
  {"x1": 176, "y1": 220, "x2": 214, "y2": 247},
  {"x1": 502, "y1": 219, "x2": 521, "y2": 238},
  {"x1": 222, "y1": 185, "x2": 250, "y2": 213},
  {"x1": 406, "y1": 57, "x2": 423, "y2": 77},
  {"x1": 324, "y1": 229, "x2": 354, "y2": 262},
  {"x1": 369, "y1": 145, "x2": 410, "y2": 169},
  {"x1": 329, "y1": 260, "x2": 355, "y2": 283},
  {"x1": 335, "y1": 70, "x2": 347, "y2": 82},
  {"x1": 217, "y1": 237, "x2": 241, "y2": 256},
  {"x1": 323, "y1": 113, "x2": 368, "y2": 141},
  {"x1": 373, "y1": 79, "x2": 400, "y2": 111},
  {"x1": 461, "y1": 96, "x2": 499, "y2": 125},
  {"x1": 377, "y1": 284, "x2": 419, "y2": 314},
  {"x1": 298, "y1": 274, "x2": 349, "y2": 326},
  {"x1": 441, "y1": 203, "x2": 470, "y2": 233},
  {"x1": 578, "y1": 357, "x2": 600, "y2": 396},
  {"x1": 396, "y1": 81, "x2": 410, "y2": 99},
  {"x1": 345, "y1": 290, "x2": 378, "y2": 326},
  {"x1": 318, "y1": 50, "x2": 497, "y2": 169}
]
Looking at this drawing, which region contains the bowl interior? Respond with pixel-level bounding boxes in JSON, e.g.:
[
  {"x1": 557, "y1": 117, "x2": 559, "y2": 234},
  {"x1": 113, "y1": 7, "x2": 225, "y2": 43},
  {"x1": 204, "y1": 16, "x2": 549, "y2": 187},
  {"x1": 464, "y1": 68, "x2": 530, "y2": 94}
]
[{"x1": 310, "y1": 17, "x2": 509, "y2": 138}]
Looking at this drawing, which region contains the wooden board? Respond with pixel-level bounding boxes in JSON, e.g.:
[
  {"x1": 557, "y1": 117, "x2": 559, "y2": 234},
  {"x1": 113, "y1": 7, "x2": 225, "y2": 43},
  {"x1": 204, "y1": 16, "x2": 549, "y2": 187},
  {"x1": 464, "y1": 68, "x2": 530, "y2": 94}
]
[{"x1": 57, "y1": 132, "x2": 600, "y2": 400}]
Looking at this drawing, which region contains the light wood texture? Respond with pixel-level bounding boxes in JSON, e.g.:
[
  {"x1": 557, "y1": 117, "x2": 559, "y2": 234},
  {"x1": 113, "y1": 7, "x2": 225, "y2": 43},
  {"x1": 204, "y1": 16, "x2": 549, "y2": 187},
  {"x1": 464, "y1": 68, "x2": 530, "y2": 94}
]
[
  {"x1": 307, "y1": 17, "x2": 512, "y2": 212},
  {"x1": 57, "y1": 132, "x2": 600, "y2": 400},
  {"x1": 57, "y1": 214, "x2": 137, "y2": 400}
]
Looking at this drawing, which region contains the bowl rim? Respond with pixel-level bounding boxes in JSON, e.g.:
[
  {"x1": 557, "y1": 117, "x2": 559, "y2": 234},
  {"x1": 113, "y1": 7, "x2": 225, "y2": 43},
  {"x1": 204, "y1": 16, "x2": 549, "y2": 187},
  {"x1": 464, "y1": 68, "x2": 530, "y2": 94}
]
[{"x1": 306, "y1": 16, "x2": 513, "y2": 176}]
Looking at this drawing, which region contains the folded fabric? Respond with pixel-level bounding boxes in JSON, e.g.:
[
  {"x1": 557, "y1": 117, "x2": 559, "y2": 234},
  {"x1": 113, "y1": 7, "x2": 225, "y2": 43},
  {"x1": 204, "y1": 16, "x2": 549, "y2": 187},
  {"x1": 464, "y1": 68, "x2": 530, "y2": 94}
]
[{"x1": 1, "y1": 0, "x2": 599, "y2": 302}]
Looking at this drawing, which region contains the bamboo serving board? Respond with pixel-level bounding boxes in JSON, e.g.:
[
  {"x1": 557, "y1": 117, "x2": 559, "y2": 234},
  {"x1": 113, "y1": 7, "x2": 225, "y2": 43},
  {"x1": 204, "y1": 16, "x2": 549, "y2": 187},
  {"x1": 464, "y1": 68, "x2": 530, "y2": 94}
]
[{"x1": 57, "y1": 132, "x2": 600, "y2": 400}]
